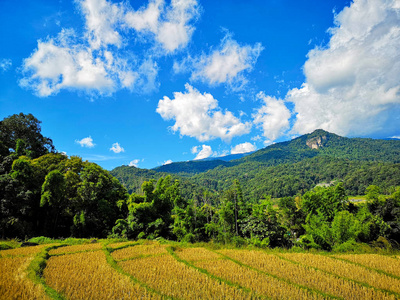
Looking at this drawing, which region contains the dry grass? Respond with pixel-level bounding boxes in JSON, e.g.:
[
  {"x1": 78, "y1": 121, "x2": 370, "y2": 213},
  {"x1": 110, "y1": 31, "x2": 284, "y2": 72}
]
[
  {"x1": 48, "y1": 242, "x2": 102, "y2": 255},
  {"x1": 176, "y1": 247, "x2": 323, "y2": 299},
  {"x1": 219, "y1": 249, "x2": 396, "y2": 300},
  {"x1": 112, "y1": 242, "x2": 167, "y2": 261},
  {"x1": 0, "y1": 250, "x2": 49, "y2": 299},
  {"x1": 107, "y1": 241, "x2": 136, "y2": 249},
  {"x1": 280, "y1": 252, "x2": 400, "y2": 295},
  {"x1": 0, "y1": 245, "x2": 47, "y2": 257},
  {"x1": 333, "y1": 254, "x2": 400, "y2": 277},
  {"x1": 119, "y1": 252, "x2": 252, "y2": 299},
  {"x1": 44, "y1": 250, "x2": 159, "y2": 299}
]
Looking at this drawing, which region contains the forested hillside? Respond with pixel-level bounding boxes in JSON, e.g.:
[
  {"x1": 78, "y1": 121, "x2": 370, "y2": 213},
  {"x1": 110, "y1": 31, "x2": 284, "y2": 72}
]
[{"x1": 112, "y1": 129, "x2": 400, "y2": 198}]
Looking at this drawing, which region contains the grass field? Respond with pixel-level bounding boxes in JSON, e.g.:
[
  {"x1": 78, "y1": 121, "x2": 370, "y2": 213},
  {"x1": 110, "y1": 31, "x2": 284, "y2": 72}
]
[{"x1": 1, "y1": 240, "x2": 400, "y2": 299}]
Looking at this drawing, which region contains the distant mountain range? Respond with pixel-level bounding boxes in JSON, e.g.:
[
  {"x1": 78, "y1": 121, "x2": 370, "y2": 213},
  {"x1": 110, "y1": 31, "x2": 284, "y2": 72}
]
[{"x1": 111, "y1": 129, "x2": 400, "y2": 199}]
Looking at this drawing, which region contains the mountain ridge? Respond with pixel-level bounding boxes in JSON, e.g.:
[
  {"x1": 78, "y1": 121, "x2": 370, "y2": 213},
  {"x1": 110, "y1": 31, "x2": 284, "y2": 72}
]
[{"x1": 111, "y1": 129, "x2": 400, "y2": 198}]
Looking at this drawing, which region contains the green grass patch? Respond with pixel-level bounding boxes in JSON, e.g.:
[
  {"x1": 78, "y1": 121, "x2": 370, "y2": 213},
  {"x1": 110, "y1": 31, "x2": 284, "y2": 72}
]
[{"x1": 26, "y1": 244, "x2": 67, "y2": 300}]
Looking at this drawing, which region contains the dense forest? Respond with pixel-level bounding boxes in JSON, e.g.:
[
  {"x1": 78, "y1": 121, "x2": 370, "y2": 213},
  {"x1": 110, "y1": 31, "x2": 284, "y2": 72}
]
[{"x1": 1, "y1": 113, "x2": 400, "y2": 251}]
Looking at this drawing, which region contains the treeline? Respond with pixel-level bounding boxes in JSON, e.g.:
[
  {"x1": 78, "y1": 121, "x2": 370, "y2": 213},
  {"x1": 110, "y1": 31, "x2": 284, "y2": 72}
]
[
  {"x1": 113, "y1": 176, "x2": 400, "y2": 250},
  {"x1": 0, "y1": 113, "x2": 128, "y2": 238}
]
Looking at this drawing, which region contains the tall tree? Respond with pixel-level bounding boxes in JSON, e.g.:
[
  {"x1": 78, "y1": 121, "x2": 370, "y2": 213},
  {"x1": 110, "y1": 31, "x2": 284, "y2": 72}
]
[{"x1": 0, "y1": 113, "x2": 55, "y2": 159}]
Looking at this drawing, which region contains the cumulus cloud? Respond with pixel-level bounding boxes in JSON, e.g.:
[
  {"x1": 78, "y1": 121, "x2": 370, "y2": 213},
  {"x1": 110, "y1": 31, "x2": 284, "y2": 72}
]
[
  {"x1": 110, "y1": 142, "x2": 125, "y2": 153},
  {"x1": 163, "y1": 159, "x2": 173, "y2": 165},
  {"x1": 20, "y1": 30, "x2": 116, "y2": 97},
  {"x1": 78, "y1": 0, "x2": 125, "y2": 49},
  {"x1": 0, "y1": 59, "x2": 12, "y2": 72},
  {"x1": 156, "y1": 83, "x2": 251, "y2": 141},
  {"x1": 21, "y1": 0, "x2": 198, "y2": 97},
  {"x1": 76, "y1": 136, "x2": 96, "y2": 148},
  {"x1": 287, "y1": 0, "x2": 400, "y2": 137},
  {"x1": 129, "y1": 159, "x2": 140, "y2": 167},
  {"x1": 176, "y1": 34, "x2": 263, "y2": 90},
  {"x1": 253, "y1": 92, "x2": 291, "y2": 142},
  {"x1": 192, "y1": 144, "x2": 214, "y2": 160},
  {"x1": 125, "y1": 0, "x2": 199, "y2": 52},
  {"x1": 231, "y1": 142, "x2": 256, "y2": 154}
]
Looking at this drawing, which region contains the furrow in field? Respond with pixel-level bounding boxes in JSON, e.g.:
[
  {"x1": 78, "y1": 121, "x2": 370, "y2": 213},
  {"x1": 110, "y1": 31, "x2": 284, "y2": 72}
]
[
  {"x1": 332, "y1": 254, "x2": 400, "y2": 278},
  {"x1": 176, "y1": 247, "x2": 324, "y2": 300},
  {"x1": 44, "y1": 250, "x2": 159, "y2": 299},
  {"x1": 119, "y1": 251, "x2": 252, "y2": 299},
  {"x1": 279, "y1": 252, "x2": 400, "y2": 296},
  {"x1": 219, "y1": 249, "x2": 396, "y2": 300}
]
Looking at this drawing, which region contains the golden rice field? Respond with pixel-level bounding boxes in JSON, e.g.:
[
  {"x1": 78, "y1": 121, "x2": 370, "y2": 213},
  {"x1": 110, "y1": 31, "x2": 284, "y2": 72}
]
[
  {"x1": 0, "y1": 245, "x2": 49, "y2": 299},
  {"x1": 1, "y1": 240, "x2": 400, "y2": 299}
]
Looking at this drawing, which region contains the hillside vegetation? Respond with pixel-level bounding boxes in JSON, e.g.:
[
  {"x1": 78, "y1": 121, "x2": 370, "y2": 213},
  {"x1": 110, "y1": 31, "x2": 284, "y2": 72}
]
[{"x1": 112, "y1": 129, "x2": 400, "y2": 198}]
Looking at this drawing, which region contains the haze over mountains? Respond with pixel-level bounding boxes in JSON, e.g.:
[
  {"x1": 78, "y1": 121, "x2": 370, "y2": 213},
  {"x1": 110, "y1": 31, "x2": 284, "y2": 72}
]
[{"x1": 111, "y1": 129, "x2": 400, "y2": 200}]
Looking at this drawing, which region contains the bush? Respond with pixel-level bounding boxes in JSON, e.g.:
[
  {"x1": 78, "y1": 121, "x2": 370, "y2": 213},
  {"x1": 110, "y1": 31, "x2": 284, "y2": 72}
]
[
  {"x1": 332, "y1": 239, "x2": 359, "y2": 252},
  {"x1": 296, "y1": 235, "x2": 322, "y2": 250},
  {"x1": 231, "y1": 236, "x2": 247, "y2": 248},
  {"x1": 182, "y1": 233, "x2": 196, "y2": 243},
  {"x1": 28, "y1": 236, "x2": 54, "y2": 244},
  {"x1": 249, "y1": 237, "x2": 270, "y2": 248},
  {"x1": 0, "y1": 243, "x2": 13, "y2": 250},
  {"x1": 371, "y1": 236, "x2": 392, "y2": 249}
]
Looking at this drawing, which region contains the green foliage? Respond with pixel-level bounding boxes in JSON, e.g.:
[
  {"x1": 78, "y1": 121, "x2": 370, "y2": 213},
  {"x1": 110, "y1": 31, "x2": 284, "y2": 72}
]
[
  {"x1": 302, "y1": 183, "x2": 348, "y2": 222},
  {"x1": 331, "y1": 211, "x2": 361, "y2": 245},
  {"x1": 0, "y1": 113, "x2": 55, "y2": 159},
  {"x1": 28, "y1": 236, "x2": 54, "y2": 244},
  {"x1": 40, "y1": 170, "x2": 65, "y2": 207},
  {"x1": 0, "y1": 114, "x2": 128, "y2": 239}
]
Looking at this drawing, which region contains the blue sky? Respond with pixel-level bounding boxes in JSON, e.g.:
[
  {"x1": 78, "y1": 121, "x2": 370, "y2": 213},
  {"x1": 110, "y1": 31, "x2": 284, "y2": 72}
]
[{"x1": 1, "y1": 0, "x2": 399, "y2": 170}]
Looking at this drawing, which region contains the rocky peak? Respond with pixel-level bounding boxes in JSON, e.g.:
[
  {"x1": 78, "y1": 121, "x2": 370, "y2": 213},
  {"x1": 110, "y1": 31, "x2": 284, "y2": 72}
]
[{"x1": 306, "y1": 135, "x2": 328, "y2": 149}]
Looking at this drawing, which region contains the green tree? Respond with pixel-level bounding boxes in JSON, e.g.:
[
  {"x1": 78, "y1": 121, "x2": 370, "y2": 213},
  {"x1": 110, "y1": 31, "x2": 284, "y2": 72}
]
[
  {"x1": 278, "y1": 196, "x2": 305, "y2": 240},
  {"x1": 40, "y1": 170, "x2": 66, "y2": 237},
  {"x1": 75, "y1": 163, "x2": 128, "y2": 237},
  {"x1": 331, "y1": 210, "x2": 360, "y2": 245},
  {"x1": 301, "y1": 183, "x2": 348, "y2": 222},
  {"x1": 0, "y1": 113, "x2": 55, "y2": 159},
  {"x1": 241, "y1": 197, "x2": 287, "y2": 247}
]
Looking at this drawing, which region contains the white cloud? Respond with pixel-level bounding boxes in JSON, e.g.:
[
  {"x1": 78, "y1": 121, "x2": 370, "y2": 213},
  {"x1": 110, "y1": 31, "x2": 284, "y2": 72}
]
[
  {"x1": 192, "y1": 144, "x2": 214, "y2": 160},
  {"x1": 129, "y1": 159, "x2": 140, "y2": 167},
  {"x1": 176, "y1": 34, "x2": 263, "y2": 90},
  {"x1": 76, "y1": 136, "x2": 96, "y2": 148},
  {"x1": 156, "y1": 0, "x2": 199, "y2": 52},
  {"x1": 125, "y1": 0, "x2": 163, "y2": 33},
  {"x1": 163, "y1": 159, "x2": 173, "y2": 165},
  {"x1": 21, "y1": 0, "x2": 198, "y2": 97},
  {"x1": 77, "y1": 0, "x2": 125, "y2": 49},
  {"x1": 110, "y1": 142, "x2": 125, "y2": 153},
  {"x1": 0, "y1": 59, "x2": 12, "y2": 72},
  {"x1": 156, "y1": 83, "x2": 251, "y2": 142},
  {"x1": 231, "y1": 142, "x2": 256, "y2": 154},
  {"x1": 391, "y1": 136, "x2": 400, "y2": 139},
  {"x1": 125, "y1": 0, "x2": 200, "y2": 52},
  {"x1": 20, "y1": 31, "x2": 116, "y2": 97},
  {"x1": 287, "y1": 0, "x2": 400, "y2": 137},
  {"x1": 252, "y1": 92, "x2": 291, "y2": 141},
  {"x1": 191, "y1": 145, "x2": 198, "y2": 154}
]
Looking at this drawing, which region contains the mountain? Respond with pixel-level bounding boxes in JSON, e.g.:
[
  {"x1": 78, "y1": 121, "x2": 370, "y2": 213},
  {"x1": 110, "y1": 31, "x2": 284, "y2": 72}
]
[
  {"x1": 111, "y1": 129, "x2": 400, "y2": 199},
  {"x1": 152, "y1": 152, "x2": 253, "y2": 175},
  {"x1": 153, "y1": 159, "x2": 233, "y2": 175}
]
